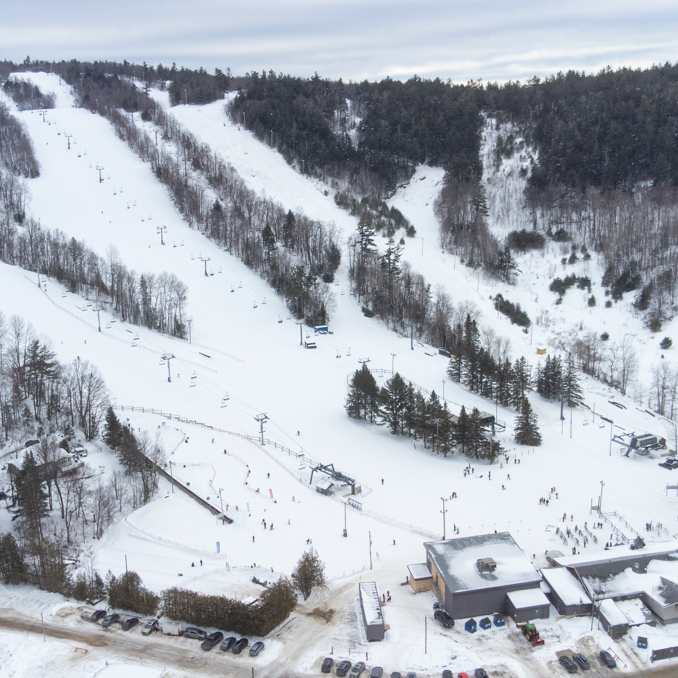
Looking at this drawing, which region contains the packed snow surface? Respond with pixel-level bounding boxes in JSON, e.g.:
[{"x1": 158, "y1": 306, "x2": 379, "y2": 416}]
[{"x1": 1, "y1": 72, "x2": 678, "y2": 676}]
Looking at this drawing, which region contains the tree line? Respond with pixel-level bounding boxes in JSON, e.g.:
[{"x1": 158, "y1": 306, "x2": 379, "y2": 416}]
[{"x1": 3, "y1": 77, "x2": 56, "y2": 111}]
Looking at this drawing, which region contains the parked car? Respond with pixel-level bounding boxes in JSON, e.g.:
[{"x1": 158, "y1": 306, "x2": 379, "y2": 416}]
[
  {"x1": 101, "y1": 613, "x2": 120, "y2": 627},
  {"x1": 141, "y1": 618, "x2": 159, "y2": 636},
  {"x1": 321, "y1": 657, "x2": 334, "y2": 673},
  {"x1": 250, "y1": 641, "x2": 265, "y2": 656},
  {"x1": 232, "y1": 637, "x2": 249, "y2": 654},
  {"x1": 406, "y1": 673, "x2": 417, "y2": 678},
  {"x1": 457, "y1": 674, "x2": 468, "y2": 678},
  {"x1": 336, "y1": 660, "x2": 352, "y2": 677},
  {"x1": 121, "y1": 617, "x2": 139, "y2": 631},
  {"x1": 201, "y1": 631, "x2": 224, "y2": 650},
  {"x1": 475, "y1": 670, "x2": 489, "y2": 678},
  {"x1": 599, "y1": 651, "x2": 617, "y2": 668},
  {"x1": 559, "y1": 655, "x2": 578, "y2": 673},
  {"x1": 220, "y1": 636, "x2": 237, "y2": 651},
  {"x1": 183, "y1": 626, "x2": 207, "y2": 640},
  {"x1": 350, "y1": 662, "x2": 366, "y2": 677},
  {"x1": 434, "y1": 609, "x2": 455, "y2": 628},
  {"x1": 370, "y1": 668, "x2": 383, "y2": 678},
  {"x1": 572, "y1": 653, "x2": 590, "y2": 670},
  {"x1": 390, "y1": 673, "x2": 401, "y2": 678},
  {"x1": 90, "y1": 609, "x2": 107, "y2": 622},
  {"x1": 442, "y1": 671, "x2": 453, "y2": 678}
]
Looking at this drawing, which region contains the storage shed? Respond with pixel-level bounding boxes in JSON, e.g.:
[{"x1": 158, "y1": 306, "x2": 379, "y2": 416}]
[
  {"x1": 359, "y1": 582, "x2": 385, "y2": 641},
  {"x1": 597, "y1": 598, "x2": 629, "y2": 638},
  {"x1": 541, "y1": 567, "x2": 592, "y2": 616},
  {"x1": 407, "y1": 563, "x2": 433, "y2": 593},
  {"x1": 506, "y1": 588, "x2": 551, "y2": 622}
]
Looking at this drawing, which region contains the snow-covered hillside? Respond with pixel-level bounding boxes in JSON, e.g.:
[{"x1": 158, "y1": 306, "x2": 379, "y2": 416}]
[{"x1": 1, "y1": 72, "x2": 678, "y2": 677}]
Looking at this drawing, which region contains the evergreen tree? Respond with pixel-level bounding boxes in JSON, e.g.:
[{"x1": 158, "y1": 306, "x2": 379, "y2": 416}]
[
  {"x1": 514, "y1": 397, "x2": 542, "y2": 446},
  {"x1": 454, "y1": 405, "x2": 471, "y2": 455},
  {"x1": 0, "y1": 533, "x2": 25, "y2": 584},
  {"x1": 563, "y1": 353, "x2": 583, "y2": 407},
  {"x1": 437, "y1": 403, "x2": 455, "y2": 457},
  {"x1": 496, "y1": 245, "x2": 518, "y2": 282},
  {"x1": 378, "y1": 372, "x2": 408, "y2": 435},
  {"x1": 467, "y1": 407, "x2": 485, "y2": 458},
  {"x1": 103, "y1": 407, "x2": 123, "y2": 449},
  {"x1": 291, "y1": 547, "x2": 326, "y2": 600},
  {"x1": 345, "y1": 365, "x2": 380, "y2": 423},
  {"x1": 14, "y1": 452, "x2": 49, "y2": 543},
  {"x1": 510, "y1": 356, "x2": 531, "y2": 409}
]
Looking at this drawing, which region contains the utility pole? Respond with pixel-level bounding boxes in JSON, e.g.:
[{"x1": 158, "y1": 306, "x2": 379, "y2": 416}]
[
  {"x1": 65, "y1": 133, "x2": 72, "y2": 150},
  {"x1": 254, "y1": 413, "x2": 268, "y2": 444},
  {"x1": 93, "y1": 304, "x2": 102, "y2": 332},
  {"x1": 296, "y1": 321, "x2": 303, "y2": 346},
  {"x1": 242, "y1": 111, "x2": 246, "y2": 128},
  {"x1": 270, "y1": 129, "x2": 273, "y2": 147},
  {"x1": 199, "y1": 256, "x2": 210, "y2": 276},
  {"x1": 369, "y1": 531, "x2": 373, "y2": 570},
  {"x1": 440, "y1": 497, "x2": 448, "y2": 539},
  {"x1": 391, "y1": 353, "x2": 397, "y2": 374},
  {"x1": 157, "y1": 225, "x2": 166, "y2": 245},
  {"x1": 183, "y1": 89, "x2": 188, "y2": 105},
  {"x1": 599, "y1": 480, "x2": 605, "y2": 514},
  {"x1": 161, "y1": 353, "x2": 175, "y2": 382}
]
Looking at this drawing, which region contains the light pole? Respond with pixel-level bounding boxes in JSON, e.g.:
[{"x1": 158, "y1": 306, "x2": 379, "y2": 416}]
[
  {"x1": 440, "y1": 497, "x2": 448, "y2": 539},
  {"x1": 218, "y1": 487, "x2": 224, "y2": 516},
  {"x1": 391, "y1": 353, "x2": 397, "y2": 374}
]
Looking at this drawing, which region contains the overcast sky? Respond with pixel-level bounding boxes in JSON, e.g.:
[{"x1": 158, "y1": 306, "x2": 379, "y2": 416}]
[{"x1": 4, "y1": 0, "x2": 678, "y2": 83}]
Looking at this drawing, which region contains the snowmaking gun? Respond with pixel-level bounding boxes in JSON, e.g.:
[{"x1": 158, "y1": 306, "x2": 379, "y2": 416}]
[{"x1": 518, "y1": 622, "x2": 544, "y2": 646}]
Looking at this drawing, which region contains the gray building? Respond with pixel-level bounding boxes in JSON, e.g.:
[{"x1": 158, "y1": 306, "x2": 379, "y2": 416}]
[
  {"x1": 541, "y1": 567, "x2": 592, "y2": 616},
  {"x1": 359, "y1": 582, "x2": 385, "y2": 641},
  {"x1": 424, "y1": 532, "x2": 544, "y2": 620}
]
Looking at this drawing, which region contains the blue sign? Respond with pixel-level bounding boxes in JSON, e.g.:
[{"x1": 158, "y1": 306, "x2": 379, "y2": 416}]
[{"x1": 216, "y1": 541, "x2": 220, "y2": 554}]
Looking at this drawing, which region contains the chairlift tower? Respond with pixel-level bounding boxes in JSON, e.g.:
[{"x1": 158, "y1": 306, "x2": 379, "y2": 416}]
[
  {"x1": 254, "y1": 413, "x2": 268, "y2": 444},
  {"x1": 199, "y1": 256, "x2": 210, "y2": 276},
  {"x1": 157, "y1": 225, "x2": 166, "y2": 245},
  {"x1": 161, "y1": 353, "x2": 175, "y2": 382}
]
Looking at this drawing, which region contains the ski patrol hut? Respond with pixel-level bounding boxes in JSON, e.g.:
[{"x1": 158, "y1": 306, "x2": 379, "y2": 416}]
[
  {"x1": 359, "y1": 582, "x2": 385, "y2": 641},
  {"x1": 424, "y1": 532, "x2": 544, "y2": 620}
]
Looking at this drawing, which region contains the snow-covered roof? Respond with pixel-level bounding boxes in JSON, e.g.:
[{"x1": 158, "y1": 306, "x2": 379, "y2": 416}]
[
  {"x1": 408, "y1": 563, "x2": 432, "y2": 581},
  {"x1": 315, "y1": 479, "x2": 334, "y2": 490},
  {"x1": 424, "y1": 532, "x2": 540, "y2": 594},
  {"x1": 506, "y1": 588, "x2": 550, "y2": 609},
  {"x1": 614, "y1": 598, "x2": 655, "y2": 626},
  {"x1": 598, "y1": 598, "x2": 628, "y2": 626},
  {"x1": 359, "y1": 582, "x2": 383, "y2": 626},
  {"x1": 655, "y1": 577, "x2": 678, "y2": 606},
  {"x1": 541, "y1": 567, "x2": 592, "y2": 606},
  {"x1": 554, "y1": 539, "x2": 678, "y2": 570}
]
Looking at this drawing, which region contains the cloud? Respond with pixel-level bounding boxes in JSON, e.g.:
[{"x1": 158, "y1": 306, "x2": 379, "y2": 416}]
[{"x1": 4, "y1": 0, "x2": 678, "y2": 82}]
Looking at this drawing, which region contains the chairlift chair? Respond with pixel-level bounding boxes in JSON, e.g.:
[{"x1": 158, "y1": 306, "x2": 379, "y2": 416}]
[
  {"x1": 278, "y1": 316, "x2": 283, "y2": 323},
  {"x1": 238, "y1": 281, "x2": 242, "y2": 288},
  {"x1": 231, "y1": 286, "x2": 235, "y2": 292},
  {"x1": 253, "y1": 302, "x2": 258, "y2": 309},
  {"x1": 221, "y1": 394, "x2": 229, "y2": 408},
  {"x1": 262, "y1": 297, "x2": 266, "y2": 304}
]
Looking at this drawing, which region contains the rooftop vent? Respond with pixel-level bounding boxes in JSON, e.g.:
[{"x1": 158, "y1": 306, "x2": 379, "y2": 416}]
[{"x1": 476, "y1": 557, "x2": 497, "y2": 573}]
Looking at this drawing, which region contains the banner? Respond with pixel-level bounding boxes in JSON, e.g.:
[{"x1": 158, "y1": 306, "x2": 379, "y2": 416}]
[{"x1": 216, "y1": 541, "x2": 220, "y2": 553}]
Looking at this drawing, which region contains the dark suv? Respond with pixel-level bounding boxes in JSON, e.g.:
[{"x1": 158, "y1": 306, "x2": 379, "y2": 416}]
[
  {"x1": 599, "y1": 651, "x2": 617, "y2": 668},
  {"x1": 102, "y1": 613, "x2": 120, "y2": 627},
  {"x1": 434, "y1": 609, "x2": 454, "y2": 628},
  {"x1": 337, "y1": 660, "x2": 352, "y2": 677},
  {"x1": 232, "y1": 637, "x2": 249, "y2": 654},
  {"x1": 201, "y1": 631, "x2": 224, "y2": 650},
  {"x1": 559, "y1": 656, "x2": 578, "y2": 673}
]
